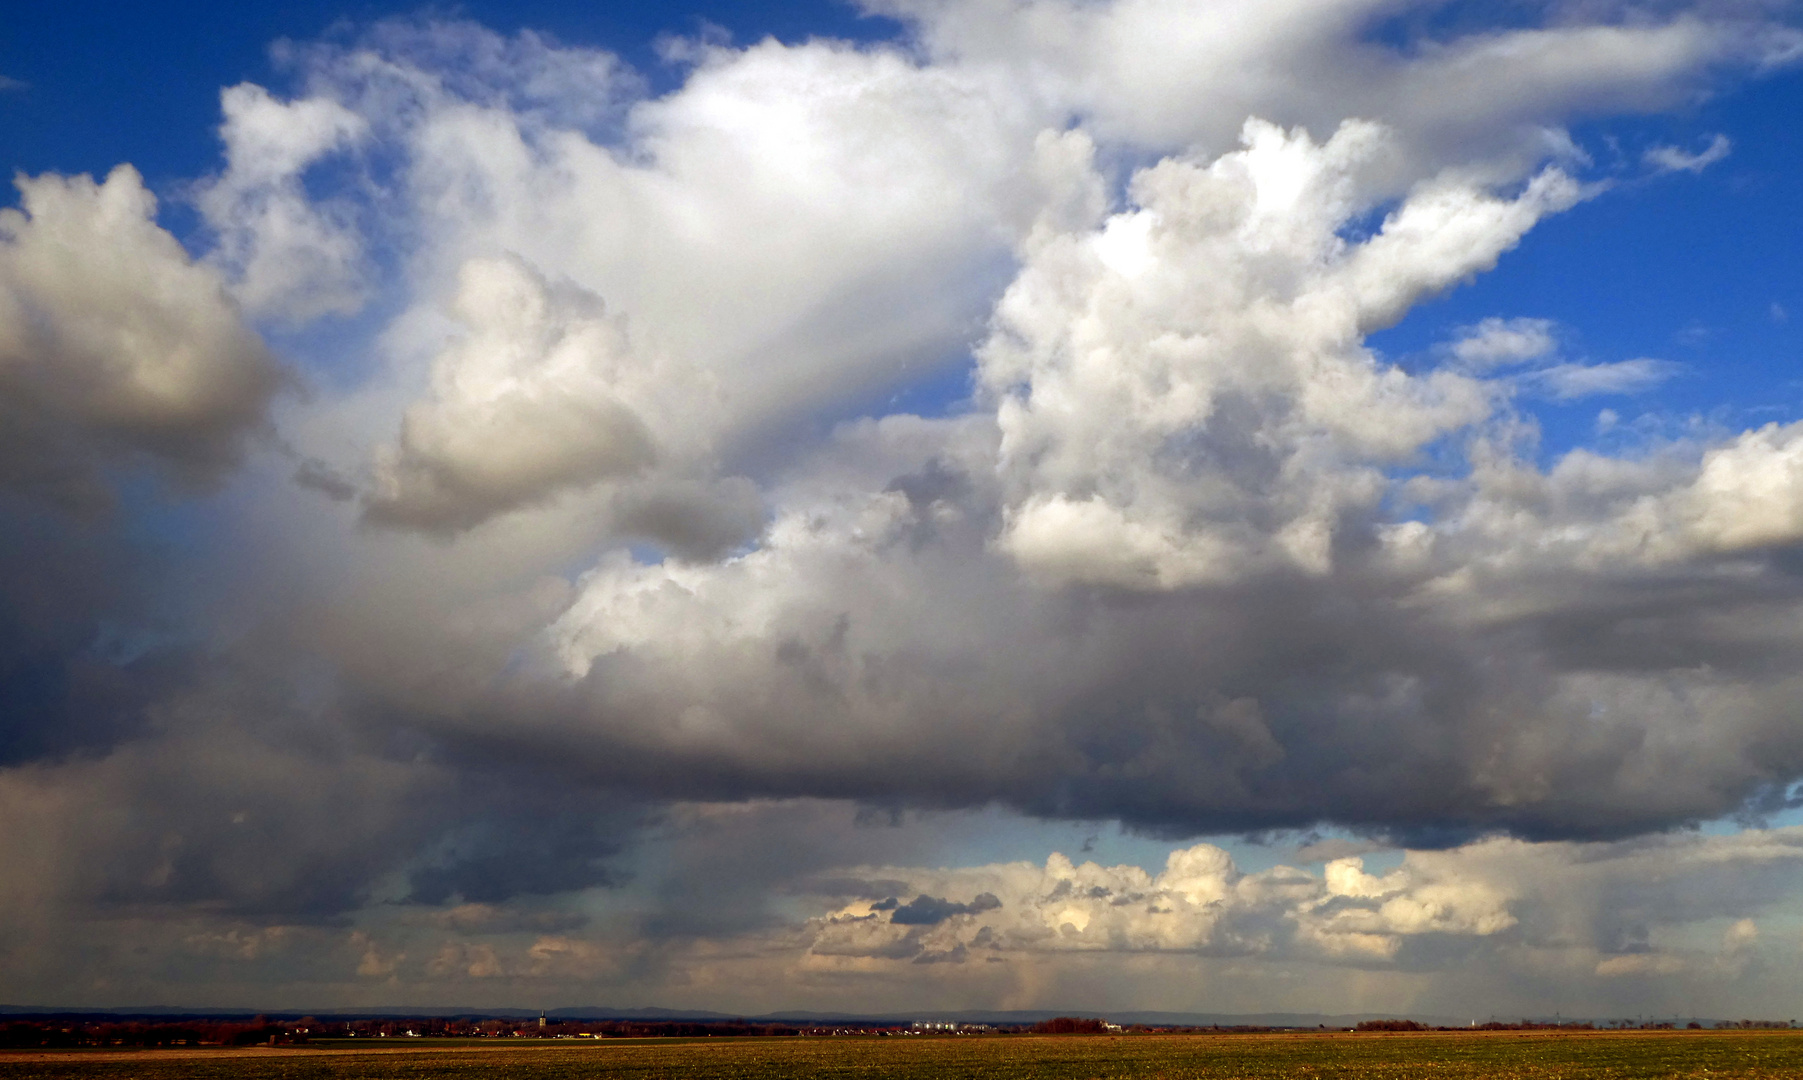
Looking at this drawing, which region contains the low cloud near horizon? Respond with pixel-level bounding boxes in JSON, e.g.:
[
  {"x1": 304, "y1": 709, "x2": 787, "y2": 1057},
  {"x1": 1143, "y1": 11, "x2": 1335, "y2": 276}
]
[{"x1": 3, "y1": 0, "x2": 1803, "y2": 1017}]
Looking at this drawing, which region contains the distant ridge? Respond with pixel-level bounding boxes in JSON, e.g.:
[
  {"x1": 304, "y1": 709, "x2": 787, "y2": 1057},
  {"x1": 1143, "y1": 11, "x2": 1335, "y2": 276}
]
[{"x1": 0, "y1": 1004, "x2": 1487, "y2": 1027}]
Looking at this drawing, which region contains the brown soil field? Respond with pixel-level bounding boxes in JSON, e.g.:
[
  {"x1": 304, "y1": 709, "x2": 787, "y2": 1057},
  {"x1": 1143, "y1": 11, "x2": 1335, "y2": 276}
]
[{"x1": 3, "y1": 1029, "x2": 1802, "y2": 1079}]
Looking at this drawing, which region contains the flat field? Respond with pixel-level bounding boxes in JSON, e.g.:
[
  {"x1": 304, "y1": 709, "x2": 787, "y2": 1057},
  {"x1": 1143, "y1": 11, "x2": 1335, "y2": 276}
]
[{"x1": 3, "y1": 1030, "x2": 1802, "y2": 1080}]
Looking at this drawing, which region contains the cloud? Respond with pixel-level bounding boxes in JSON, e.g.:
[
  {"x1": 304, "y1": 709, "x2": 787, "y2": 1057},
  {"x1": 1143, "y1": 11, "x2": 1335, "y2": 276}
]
[
  {"x1": 0, "y1": 504, "x2": 177, "y2": 769},
  {"x1": 1440, "y1": 321, "x2": 1677, "y2": 402},
  {"x1": 0, "y1": 166, "x2": 282, "y2": 509},
  {"x1": 196, "y1": 84, "x2": 370, "y2": 323},
  {"x1": 982, "y1": 118, "x2": 1576, "y2": 589},
  {"x1": 8, "y1": 3, "x2": 1803, "y2": 1012},
  {"x1": 287, "y1": 18, "x2": 1065, "y2": 460},
  {"x1": 1595, "y1": 952, "x2": 1685, "y2": 977},
  {"x1": 806, "y1": 842, "x2": 1514, "y2": 964},
  {"x1": 793, "y1": 827, "x2": 1803, "y2": 991},
  {"x1": 866, "y1": 0, "x2": 1790, "y2": 167},
  {"x1": 886, "y1": 892, "x2": 1003, "y2": 925},
  {"x1": 1527, "y1": 357, "x2": 1682, "y2": 399},
  {"x1": 113, "y1": 17, "x2": 1803, "y2": 855},
  {"x1": 387, "y1": 87, "x2": 1795, "y2": 847},
  {"x1": 403, "y1": 803, "x2": 627, "y2": 905},
  {"x1": 14, "y1": 792, "x2": 1803, "y2": 1014},
  {"x1": 1644, "y1": 133, "x2": 1732, "y2": 174},
  {"x1": 293, "y1": 457, "x2": 358, "y2": 501},
  {"x1": 1449, "y1": 317, "x2": 1559, "y2": 370},
  {"x1": 0, "y1": 75, "x2": 27, "y2": 92},
  {"x1": 364, "y1": 255, "x2": 668, "y2": 532},
  {"x1": 408, "y1": 903, "x2": 588, "y2": 934}
]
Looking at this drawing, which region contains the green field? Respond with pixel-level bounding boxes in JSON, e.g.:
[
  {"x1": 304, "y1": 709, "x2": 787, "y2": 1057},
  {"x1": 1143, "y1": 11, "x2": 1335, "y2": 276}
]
[{"x1": 4, "y1": 1031, "x2": 1803, "y2": 1079}]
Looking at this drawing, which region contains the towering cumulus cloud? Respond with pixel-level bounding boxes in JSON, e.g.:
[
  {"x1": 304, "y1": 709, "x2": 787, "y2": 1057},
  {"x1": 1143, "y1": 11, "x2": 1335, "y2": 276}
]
[
  {"x1": 3, "y1": 0, "x2": 1803, "y2": 1015},
  {"x1": 986, "y1": 119, "x2": 1576, "y2": 587},
  {"x1": 527, "y1": 108, "x2": 1794, "y2": 842}
]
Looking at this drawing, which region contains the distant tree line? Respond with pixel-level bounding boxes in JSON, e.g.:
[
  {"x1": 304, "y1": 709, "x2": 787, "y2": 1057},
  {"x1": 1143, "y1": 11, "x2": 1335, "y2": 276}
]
[
  {"x1": 1031, "y1": 1018, "x2": 1111, "y2": 1034},
  {"x1": 1354, "y1": 1018, "x2": 1800, "y2": 1033},
  {"x1": 0, "y1": 1018, "x2": 310, "y2": 1049}
]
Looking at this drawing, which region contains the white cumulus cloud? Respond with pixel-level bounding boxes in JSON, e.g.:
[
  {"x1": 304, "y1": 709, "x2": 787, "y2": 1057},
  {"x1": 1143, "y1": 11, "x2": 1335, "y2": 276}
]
[
  {"x1": 0, "y1": 165, "x2": 282, "y2": 508},
  {"x1": 365, "y1": 254, "x2": 681, "y2": 532}
]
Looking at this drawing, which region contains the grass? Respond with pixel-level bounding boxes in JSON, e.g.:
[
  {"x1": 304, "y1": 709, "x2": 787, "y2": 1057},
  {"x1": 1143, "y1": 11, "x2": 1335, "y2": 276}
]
[{"x1": 4, "y1": 1030, "x2": 1803, "y2": 1079}]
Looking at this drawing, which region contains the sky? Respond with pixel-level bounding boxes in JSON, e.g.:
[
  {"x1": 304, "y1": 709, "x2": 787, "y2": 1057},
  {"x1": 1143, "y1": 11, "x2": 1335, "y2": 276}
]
[{"x1": 4, "y1": 0, "x2": 1803, "y2": 1020}]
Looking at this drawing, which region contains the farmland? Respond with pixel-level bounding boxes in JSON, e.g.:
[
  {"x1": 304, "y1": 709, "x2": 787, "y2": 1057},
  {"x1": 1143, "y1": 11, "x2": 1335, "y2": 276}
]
[{"x1": 4, "y1": 1030, "x2": 1803, "y2": 1079}]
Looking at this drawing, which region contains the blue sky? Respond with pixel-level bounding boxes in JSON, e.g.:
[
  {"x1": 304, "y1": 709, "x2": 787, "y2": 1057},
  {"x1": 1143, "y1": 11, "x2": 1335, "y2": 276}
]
[
  {"x1": 1374, "y1": 75, "x2": 1803, "y2": 462},
  {"x1": 6, "y1": 0, "x2": 1803, "y2": 1020}
]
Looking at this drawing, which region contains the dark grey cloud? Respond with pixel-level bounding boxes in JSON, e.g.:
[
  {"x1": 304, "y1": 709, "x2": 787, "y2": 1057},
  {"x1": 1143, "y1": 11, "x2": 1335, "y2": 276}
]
[
  {"x1": 404, "y1": 797, "x2": 632, "y2": 906},
  {"x1": 0, "y1": 502, "x2": 166, "y2": 766},
  {"x1": 609, "y1": 477, "x2": 767, "y2": 562},
  {"x1": 408, "y1": 490, "x2": 1803, "y2": 847},
  {"x1": 292, "y1": 458, "x2": 358, "y2": 502},
  {"x1": 888, "y1": 892, "x2": 1002, "y2": 926}
]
